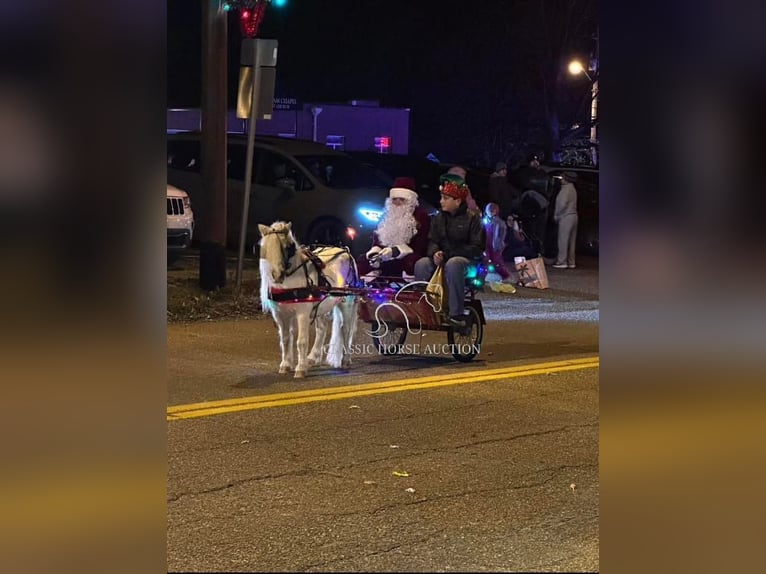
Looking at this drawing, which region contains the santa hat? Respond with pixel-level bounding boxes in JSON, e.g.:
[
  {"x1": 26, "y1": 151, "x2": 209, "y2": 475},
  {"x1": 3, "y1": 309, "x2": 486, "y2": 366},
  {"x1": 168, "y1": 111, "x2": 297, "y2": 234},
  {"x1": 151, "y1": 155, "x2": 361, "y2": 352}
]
[{"x1": 389, "y1": 176, "x2": 418, "y2": 202}]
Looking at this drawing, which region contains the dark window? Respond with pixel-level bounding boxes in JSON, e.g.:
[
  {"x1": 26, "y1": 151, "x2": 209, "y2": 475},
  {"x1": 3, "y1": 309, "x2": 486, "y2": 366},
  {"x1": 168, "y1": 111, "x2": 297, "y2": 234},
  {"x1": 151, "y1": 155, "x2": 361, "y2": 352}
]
[
  {"x1": 167, "y1": 140, "x2": 201, "y2": 172},
  {"x1": 255, "y1": 149, "x2": 312, "y2": 190},
  {"x1": 227, "y1": 144, "x2": 247, "y2": 181},
  {"x1": 295, "y1": 155, "x2": 390, "y2": 189}
]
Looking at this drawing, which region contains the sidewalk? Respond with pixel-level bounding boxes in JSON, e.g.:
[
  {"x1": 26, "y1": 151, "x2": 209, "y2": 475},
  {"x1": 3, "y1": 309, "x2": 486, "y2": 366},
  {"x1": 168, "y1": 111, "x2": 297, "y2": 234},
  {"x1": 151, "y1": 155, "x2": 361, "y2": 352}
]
[{"x1": 485, "y1": 254, "x2": 599, "y2": 301}]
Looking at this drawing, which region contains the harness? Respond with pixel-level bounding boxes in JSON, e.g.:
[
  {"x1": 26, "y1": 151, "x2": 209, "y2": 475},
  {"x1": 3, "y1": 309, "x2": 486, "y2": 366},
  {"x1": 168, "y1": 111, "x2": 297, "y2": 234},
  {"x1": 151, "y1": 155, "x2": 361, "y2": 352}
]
[{"x1": 262, "y1": 229, "x2": 357, "y2": 322}]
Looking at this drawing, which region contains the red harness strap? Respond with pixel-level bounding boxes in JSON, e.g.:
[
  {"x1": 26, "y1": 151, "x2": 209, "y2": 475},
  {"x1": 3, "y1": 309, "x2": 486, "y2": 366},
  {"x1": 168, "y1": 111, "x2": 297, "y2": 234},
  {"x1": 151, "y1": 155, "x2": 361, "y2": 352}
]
[{"x1": 268, "y1": 286, "x2": 327, "y2": 303}]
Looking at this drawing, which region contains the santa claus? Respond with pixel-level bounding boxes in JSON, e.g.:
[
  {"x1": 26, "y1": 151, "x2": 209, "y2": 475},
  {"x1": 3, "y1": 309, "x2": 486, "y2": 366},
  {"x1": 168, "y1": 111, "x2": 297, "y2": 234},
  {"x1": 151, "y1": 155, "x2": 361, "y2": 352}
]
[{"x1": 358, "y1": 177, "x2": 431, "y2": 281}]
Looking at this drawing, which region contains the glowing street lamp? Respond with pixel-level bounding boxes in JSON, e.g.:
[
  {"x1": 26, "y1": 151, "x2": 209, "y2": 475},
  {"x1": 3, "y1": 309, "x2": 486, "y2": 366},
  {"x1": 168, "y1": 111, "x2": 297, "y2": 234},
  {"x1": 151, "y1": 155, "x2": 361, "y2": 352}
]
[
  {"x1": 568, "y1": 57, "x2": 598, "y2": 165},
  {"x1": 568, "y1": 60, "x2": 591, "y2": 81}
]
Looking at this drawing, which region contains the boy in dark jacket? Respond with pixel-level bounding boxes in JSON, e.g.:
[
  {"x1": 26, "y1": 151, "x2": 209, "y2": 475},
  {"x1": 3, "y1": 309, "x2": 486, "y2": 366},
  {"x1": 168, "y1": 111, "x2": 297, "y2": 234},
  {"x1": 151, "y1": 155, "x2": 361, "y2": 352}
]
[{"x1": 414, "y1": 173, "x2": 486, "y2": 326}]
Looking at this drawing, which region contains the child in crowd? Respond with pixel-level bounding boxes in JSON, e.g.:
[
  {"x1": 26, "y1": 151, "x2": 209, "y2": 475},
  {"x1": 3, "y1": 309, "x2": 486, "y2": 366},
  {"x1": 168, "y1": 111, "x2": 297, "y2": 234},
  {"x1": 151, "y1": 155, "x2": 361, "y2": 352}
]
[{"x1": 483, "y1": 203, "x2": 516, "y2": 293}]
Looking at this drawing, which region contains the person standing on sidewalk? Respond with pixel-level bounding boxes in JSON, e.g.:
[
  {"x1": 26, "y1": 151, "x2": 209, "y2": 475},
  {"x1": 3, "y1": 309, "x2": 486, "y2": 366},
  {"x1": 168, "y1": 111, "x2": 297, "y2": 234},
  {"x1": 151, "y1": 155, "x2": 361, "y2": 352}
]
[
  {"x1": 552, "y1": 171, "x2": 579, "y2": 269},
  {"x1": 488, "y1": 161, "x2": 516, "y2": 219}
]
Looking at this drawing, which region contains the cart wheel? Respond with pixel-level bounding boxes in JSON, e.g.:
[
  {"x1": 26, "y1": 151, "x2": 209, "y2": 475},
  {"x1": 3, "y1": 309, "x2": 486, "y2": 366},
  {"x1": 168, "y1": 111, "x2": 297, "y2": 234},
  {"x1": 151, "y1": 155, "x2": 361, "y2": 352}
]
[
  {"x1": 370, "y1": 322, "x2": 407, "y2": 355},
  {"x1": 447, "y1": 307, "x2": 483, "y2": 362}
]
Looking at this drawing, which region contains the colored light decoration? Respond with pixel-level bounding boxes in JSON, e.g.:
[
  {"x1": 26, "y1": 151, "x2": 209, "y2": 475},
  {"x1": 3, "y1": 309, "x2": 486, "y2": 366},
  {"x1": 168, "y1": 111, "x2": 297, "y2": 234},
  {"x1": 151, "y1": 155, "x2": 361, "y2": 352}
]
[
  {"x1": 374, "y1": 136, "x2": 391, "y2": 153},
  {"x1": 239, "y1": 1, "x2": 267, "y2": 38}
]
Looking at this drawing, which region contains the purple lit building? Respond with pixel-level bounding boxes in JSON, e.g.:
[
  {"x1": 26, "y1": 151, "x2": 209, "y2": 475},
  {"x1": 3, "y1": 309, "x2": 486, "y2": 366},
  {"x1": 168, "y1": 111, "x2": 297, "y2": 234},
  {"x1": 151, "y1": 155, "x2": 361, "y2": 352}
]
[{"x1": 167, "y1": 99, "x2": 410, "y2": 154}]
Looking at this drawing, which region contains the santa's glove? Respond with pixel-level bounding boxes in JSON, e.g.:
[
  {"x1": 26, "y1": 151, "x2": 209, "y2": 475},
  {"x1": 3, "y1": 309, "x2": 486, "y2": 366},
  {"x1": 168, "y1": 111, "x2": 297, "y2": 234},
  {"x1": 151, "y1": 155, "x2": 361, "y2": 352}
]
[
  {"x1": 392, "y1": 244, "x2": 412, "y2": 259},
  {"x1": 366, "y1": 246, "x2": 382, "y2": 261},
  {"x1": 378, "y1": 247, "x2": 394, "y2": 261}
]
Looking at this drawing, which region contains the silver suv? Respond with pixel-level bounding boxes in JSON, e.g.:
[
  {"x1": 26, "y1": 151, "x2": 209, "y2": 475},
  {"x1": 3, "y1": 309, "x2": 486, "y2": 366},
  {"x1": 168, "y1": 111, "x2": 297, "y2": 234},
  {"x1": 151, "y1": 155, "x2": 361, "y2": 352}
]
[
  {"x1": 166, "y1": 134, "x2": 393, "y2": 256},
  {"x1": 167, "y1": 184, "x2": 194, "y2": 263}
]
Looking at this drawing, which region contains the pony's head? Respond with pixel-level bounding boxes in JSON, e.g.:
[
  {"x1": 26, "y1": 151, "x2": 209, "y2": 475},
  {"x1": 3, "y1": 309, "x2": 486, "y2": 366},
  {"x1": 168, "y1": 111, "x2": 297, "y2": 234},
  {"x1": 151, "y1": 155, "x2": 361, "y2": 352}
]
[{"x1": 258, "y1": 221, "x2": 298, "y2": 284}]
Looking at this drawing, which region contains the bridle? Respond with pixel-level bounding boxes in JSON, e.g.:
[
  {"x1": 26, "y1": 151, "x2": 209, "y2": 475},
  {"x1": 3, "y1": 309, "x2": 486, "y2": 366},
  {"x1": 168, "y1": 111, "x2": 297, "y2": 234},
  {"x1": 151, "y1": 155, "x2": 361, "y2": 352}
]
[
  {"x1": 262, "y1": 228, "x2": 301, "y2": 282},
  {"x1": 261, "y1": 224, "x2": 357, "y2": 289}
]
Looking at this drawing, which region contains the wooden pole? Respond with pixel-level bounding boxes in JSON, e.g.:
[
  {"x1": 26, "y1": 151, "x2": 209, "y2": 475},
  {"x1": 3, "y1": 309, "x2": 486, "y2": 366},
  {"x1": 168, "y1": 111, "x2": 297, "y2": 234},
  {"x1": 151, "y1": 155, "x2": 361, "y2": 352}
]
[{"x1": 199, "y1": 0, "x2": 228, "y2": 289}]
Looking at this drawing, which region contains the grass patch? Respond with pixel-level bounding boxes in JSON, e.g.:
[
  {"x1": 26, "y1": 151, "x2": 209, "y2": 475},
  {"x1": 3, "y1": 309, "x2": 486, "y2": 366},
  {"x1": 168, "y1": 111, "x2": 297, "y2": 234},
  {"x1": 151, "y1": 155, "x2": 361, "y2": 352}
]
[{"x1": 167, "y1": 254, "x2": 265, "y2": 323}]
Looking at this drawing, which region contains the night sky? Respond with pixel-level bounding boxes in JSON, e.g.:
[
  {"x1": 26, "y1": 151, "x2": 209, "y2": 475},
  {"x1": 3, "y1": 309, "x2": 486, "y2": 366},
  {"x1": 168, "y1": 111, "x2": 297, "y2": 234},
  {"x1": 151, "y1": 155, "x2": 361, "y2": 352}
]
[{"x1": 168, "y1": 0, "x2": 598, "y2": 164}]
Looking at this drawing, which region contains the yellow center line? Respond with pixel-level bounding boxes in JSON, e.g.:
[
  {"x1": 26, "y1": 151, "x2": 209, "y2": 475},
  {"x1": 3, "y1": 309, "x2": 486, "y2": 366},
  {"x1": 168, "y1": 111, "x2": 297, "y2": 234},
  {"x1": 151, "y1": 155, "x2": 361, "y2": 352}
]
[{"x1": 167, "y1": 356, "x2": 599, "y2": 421}]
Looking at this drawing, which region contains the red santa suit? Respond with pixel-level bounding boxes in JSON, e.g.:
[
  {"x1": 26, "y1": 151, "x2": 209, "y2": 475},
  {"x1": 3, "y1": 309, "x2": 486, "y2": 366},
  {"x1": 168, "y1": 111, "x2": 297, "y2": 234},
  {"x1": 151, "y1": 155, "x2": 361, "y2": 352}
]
[{"x1": 357, "y1": 181, "x2": 431, "y2": 279}]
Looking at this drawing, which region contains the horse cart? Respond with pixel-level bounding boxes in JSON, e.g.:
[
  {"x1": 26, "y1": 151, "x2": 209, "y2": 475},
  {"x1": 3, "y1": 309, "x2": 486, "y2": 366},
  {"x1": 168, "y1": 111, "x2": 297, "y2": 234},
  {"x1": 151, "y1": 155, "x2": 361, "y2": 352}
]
[
  {"x1": 353, "y1": 274, "x2": 486, "y2": 363},
  {"x1": 258, "y1": 220, "x2": 487, "y2": 376}
]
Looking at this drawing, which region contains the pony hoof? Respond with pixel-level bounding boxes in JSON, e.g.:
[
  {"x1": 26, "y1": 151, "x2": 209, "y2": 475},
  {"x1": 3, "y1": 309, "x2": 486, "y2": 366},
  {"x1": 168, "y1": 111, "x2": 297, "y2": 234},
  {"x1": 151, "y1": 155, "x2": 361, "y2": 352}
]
[
  {"x1": 294, "y1": 370, "x2": 306, "y2": 379},
  {"x1": 279, "y1": 366, "x2": 289, "y2": 374}
]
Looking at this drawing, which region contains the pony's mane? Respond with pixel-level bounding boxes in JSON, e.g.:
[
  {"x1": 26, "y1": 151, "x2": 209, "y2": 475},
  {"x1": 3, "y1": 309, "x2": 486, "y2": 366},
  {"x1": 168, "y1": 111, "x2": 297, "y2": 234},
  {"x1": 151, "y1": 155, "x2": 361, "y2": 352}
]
[{"x1": 259, "y1": 220, "x2": 301, "y2": 310}]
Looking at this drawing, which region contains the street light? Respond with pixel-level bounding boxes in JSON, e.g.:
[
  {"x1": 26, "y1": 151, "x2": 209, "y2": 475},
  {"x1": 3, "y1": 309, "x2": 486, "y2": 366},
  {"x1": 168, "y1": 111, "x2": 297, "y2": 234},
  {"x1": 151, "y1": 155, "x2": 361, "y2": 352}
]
[
  {"x1": 568, "y1": 58, "x2": 598, "y2": 165},
  {"x1": 568, "y1": 60, "x2": 591, "y2": 81}
]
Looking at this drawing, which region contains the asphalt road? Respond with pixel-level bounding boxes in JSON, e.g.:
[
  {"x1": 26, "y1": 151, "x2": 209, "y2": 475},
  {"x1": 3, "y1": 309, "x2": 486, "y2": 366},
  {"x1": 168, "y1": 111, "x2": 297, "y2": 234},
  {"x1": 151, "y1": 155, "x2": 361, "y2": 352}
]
[{"x1": 167, "y1": 257, "x2": 599, "y2": 572}]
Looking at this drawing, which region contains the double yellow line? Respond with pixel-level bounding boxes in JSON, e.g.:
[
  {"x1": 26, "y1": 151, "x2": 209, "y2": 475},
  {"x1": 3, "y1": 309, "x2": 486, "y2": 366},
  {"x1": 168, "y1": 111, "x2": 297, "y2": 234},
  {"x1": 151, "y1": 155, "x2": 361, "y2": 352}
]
[{"x1": 167, "y1": 356, "x2": 599, "y2": 421}]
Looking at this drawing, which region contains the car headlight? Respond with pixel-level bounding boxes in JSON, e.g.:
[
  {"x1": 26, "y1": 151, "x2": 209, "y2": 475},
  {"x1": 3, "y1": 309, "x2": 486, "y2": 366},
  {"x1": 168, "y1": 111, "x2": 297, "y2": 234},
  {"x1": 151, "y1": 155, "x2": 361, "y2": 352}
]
[{"x1": 358, "y1": 207, "x2": 383, "y2": 223}]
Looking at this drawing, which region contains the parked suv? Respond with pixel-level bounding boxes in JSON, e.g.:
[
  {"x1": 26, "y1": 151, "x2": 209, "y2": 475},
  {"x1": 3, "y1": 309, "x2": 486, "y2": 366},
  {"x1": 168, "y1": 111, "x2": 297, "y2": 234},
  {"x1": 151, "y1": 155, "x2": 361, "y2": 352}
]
[
  {"x1": 167, "y1": 183, "x2": 194, "y2": 264},
  {"x1": 509, "y1": 164, "x2": 599, "y2": 256},
  {"x1": 166, "y1": 133, "x2": 393, "y2": 256}
]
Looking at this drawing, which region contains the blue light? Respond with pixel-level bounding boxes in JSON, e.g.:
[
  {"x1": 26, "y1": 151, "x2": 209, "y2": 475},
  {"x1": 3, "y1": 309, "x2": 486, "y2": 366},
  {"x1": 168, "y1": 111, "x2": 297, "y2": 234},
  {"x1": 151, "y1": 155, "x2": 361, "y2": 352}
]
[
  {"x1": 272, "y1": 0, "x2": 287, "y2": 6},
  {"x1": 358, "y1": 207, "x2": 384, "y2": 223}
]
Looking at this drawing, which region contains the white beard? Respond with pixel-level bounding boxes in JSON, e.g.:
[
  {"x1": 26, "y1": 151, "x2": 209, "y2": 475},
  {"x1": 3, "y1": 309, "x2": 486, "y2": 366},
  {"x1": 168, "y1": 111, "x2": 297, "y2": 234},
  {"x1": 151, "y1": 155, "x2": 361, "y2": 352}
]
[{"x1": 376, "y1": 200, "x2": 418, "y2": 247}]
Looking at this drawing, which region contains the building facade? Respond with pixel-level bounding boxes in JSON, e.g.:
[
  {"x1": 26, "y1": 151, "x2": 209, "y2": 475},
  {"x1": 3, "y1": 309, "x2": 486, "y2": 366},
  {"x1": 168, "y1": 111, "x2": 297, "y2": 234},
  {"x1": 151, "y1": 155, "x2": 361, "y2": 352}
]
[{"x1": 167, "y1": 100, "x2": 410, "y2": 155}]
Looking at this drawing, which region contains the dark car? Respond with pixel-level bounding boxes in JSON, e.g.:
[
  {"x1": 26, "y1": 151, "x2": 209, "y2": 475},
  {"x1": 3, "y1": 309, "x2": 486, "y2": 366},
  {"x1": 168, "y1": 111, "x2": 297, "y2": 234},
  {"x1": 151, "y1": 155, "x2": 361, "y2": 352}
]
[
  {"x1": 167, "y1": 134, "x2": 396, "y2": 256},
  {"x1": 348, "y1": 152, "x2": 492, "y2": 210},
  {"x1": 543, "y1": 166, "x2": 598, "y2": 256},
  {"x1": 508, "y1": 164, "x2": 599, "y2": 256},
  {"x1": 346, "y1": 151, "x2": 444, "y2": 208}
]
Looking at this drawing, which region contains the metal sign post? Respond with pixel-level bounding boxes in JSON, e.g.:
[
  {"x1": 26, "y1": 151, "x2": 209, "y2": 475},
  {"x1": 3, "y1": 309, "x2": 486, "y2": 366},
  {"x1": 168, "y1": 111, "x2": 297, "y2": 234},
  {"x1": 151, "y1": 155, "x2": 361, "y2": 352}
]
[{"x1": 235, "y1": 38, "x2": 278, "y2": 292}]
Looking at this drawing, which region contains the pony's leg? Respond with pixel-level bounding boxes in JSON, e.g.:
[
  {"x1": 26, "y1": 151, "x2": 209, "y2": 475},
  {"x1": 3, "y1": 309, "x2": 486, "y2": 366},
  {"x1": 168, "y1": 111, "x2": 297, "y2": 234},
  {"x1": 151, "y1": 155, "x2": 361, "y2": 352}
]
[
  {"x1": 324, "y1": 305, "x2": 343, "y2": 369},
  {"x1": 285, "y1": 317, "x2": 296, "y2": 372},
  {"x1": 294, "y1": 310, "x2": 310, "y2": 378},
  {"x1": 307, "y1": 314, "x2": 329, "y2": 366},
  {"x1": 340, "y1": 298, "x2": 360, "y2": 368},
  {"x1": 276, "y1": 314, "x2": 294, "y2": 374}
]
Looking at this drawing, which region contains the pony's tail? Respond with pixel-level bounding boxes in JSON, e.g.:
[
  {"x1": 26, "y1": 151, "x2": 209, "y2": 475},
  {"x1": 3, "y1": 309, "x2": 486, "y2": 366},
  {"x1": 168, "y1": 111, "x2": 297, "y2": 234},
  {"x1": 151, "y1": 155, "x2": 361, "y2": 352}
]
[
  {"x1": 325, "y1": 306, "x2": 344, "y2": 368},
  {"x1": 259, "y1": 258, "x2": 273, "y2": 313}
]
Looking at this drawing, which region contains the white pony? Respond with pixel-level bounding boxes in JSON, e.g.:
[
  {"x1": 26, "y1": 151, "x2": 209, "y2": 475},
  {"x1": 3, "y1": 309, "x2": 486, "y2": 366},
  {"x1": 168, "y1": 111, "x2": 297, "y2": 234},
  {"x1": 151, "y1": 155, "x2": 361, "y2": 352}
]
[{"x1": 258, "y1": 221, "x2": 359, "y2": 378}]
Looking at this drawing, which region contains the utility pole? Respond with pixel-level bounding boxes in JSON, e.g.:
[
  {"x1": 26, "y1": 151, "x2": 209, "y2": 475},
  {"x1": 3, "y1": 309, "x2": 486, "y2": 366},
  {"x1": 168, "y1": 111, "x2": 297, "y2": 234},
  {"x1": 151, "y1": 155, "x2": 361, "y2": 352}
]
[
  {"x1": 199, "y1": 0, "x2": 228, "y2": 290},
  {"x1": 589, "y1": 28, "x2": 599, "y2": 166}
]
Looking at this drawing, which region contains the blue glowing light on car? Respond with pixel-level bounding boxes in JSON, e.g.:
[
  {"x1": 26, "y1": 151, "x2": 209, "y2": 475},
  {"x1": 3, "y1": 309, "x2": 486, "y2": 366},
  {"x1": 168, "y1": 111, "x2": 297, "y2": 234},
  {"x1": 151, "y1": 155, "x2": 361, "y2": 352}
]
[{"x1": 358, "y1": 207, "x2": 384, "y2": 223}]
